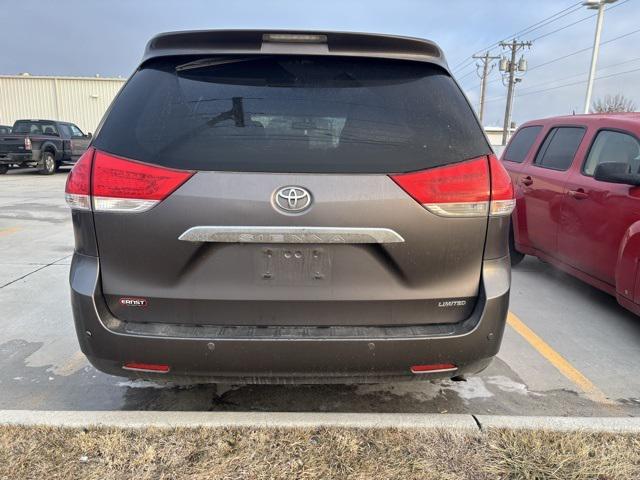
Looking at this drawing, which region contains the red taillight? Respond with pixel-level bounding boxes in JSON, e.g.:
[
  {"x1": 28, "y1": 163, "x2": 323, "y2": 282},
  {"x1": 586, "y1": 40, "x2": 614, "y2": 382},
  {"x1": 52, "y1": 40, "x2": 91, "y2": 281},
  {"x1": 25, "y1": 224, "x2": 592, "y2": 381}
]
[
  {"x1": 122, "y1": 362, "x2": 170, "y2": 373},
  {"x1": 92, "y1": 150, "x2": 194, "y2": 212},
  {"x1": 410, "y1": 363, "x2": 457, "y2": 374},
  {"x1": 65, "y1": 149, "x2": 194, "y2": 213},
  {"x1": 390, "y1": 155, "x2": 514, "y2": 217},
  {"x1": 64, "y1": 147, "x2": 94, "y2": 210},
  {"x1": 24, "y1": 137, "x2": 32, "y2": 150},
  {"x1": 488, "y1": 154, "x2": 516, "y2": 216}
]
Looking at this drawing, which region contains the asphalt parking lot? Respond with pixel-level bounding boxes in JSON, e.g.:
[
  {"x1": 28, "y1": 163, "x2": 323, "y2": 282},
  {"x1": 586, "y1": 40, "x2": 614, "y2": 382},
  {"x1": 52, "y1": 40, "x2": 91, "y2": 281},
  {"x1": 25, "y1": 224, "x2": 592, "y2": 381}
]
[{"x1": 1, "y1": 168, "x2": 639, "y2": 416}]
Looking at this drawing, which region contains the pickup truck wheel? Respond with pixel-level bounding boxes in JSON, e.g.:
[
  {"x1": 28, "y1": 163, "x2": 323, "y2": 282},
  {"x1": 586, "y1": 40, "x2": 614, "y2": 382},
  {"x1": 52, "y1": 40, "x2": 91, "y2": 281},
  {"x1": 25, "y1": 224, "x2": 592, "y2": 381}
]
[
  {"x1": 0, "y1": 165, "x2": 8, "y2": 174},
  {"x1": 509, "y1": 227, "x2": 524, "y2": 266},
  {"x1": 39, "y1": 152, "x2": 56, "y2": 175}
]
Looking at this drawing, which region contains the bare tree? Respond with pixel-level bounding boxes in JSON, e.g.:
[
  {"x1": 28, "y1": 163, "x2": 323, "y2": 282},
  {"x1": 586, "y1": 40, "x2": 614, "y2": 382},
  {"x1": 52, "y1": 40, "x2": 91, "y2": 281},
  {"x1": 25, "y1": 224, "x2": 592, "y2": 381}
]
[{"x1": 591, "y1": 94, "x2": 637, "y2": 113}]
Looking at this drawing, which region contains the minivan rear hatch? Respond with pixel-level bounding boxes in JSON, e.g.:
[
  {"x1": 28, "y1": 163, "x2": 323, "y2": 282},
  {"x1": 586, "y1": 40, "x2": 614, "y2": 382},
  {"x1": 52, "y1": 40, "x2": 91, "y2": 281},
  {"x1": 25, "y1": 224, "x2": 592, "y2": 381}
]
[{"x1": 89, "y1": 50, "x2": 493, "y2": 328}]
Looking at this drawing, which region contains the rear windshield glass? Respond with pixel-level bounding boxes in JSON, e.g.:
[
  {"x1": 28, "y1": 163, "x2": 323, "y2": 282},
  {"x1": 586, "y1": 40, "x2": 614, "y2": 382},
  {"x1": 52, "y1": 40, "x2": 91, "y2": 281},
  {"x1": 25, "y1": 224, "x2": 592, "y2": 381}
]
[
  {"x1": 13, "y1": 121, "x2": 58, "y2": 136},
  {"x1": 94, "y1": 56, "x2": 489, "y2": 173}
]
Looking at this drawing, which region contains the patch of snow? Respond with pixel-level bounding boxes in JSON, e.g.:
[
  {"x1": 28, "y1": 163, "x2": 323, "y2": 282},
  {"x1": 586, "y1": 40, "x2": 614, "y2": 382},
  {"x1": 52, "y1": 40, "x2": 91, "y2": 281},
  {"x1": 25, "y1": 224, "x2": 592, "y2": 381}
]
[
  {"x1": 116, "y1": 379, "x2": 173, "y2": 389},
  {"x1": 441, "y1": 377, "x2": 493, "y2": 400},
  {"x1": 486, "y1": 375, "x2": 543, "y2": 396}
]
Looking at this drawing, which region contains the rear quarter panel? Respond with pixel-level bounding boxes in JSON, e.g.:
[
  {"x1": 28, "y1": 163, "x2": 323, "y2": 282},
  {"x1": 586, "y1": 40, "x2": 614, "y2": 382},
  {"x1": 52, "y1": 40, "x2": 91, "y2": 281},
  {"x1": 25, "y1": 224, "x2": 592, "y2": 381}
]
[{"x1": 618, "y1": 219, "x2": 640, "y2": 302}]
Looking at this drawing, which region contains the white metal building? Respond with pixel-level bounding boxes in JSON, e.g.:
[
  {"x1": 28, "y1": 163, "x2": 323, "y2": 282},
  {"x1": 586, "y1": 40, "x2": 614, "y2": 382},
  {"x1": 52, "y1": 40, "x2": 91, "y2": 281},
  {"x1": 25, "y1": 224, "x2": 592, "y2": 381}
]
[
  {"x1": 0, "y1": 74, "x2": 126, "y2": 134},
  {"x1": 484, "y1": 126, "x2": 516, "y2": 147}
]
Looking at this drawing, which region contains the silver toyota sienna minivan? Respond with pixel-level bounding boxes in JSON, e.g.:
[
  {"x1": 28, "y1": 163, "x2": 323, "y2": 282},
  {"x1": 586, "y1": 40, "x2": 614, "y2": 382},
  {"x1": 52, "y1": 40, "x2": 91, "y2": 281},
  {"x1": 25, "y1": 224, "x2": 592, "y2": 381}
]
[{"x1": 66, "y1": 30, "x2": 514, "y2": 383}]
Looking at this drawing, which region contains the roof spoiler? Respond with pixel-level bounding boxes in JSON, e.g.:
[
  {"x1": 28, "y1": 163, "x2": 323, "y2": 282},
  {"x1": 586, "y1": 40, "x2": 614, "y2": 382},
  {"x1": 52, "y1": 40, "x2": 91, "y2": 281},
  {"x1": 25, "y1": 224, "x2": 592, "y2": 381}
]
[{"x1": 142, "y1": 30, "x2": 448, "y2": 70}]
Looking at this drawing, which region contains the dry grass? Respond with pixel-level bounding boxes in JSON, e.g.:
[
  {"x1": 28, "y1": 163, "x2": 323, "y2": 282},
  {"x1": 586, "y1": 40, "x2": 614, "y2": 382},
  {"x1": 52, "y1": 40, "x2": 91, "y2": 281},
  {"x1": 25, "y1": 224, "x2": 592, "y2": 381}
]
[{"x1": 0, "y1": 425, "x2": 638, "y2": 480}]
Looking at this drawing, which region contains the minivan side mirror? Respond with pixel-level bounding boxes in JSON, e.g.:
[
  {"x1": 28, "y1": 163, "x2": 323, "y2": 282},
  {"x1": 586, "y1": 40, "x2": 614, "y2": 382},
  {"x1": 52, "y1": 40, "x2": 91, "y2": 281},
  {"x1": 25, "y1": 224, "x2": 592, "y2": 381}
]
[
  {"x1": 86, "y1": 132, "x2": 92, "y2": 139},
  {"x1": 594, "y1": 162, "x2": 640, "y2": 186}
]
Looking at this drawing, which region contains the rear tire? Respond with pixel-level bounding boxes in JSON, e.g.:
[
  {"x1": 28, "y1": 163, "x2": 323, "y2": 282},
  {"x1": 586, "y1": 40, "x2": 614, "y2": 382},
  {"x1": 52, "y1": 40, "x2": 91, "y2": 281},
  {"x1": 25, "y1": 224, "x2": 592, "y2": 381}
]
[
  {"x1": 39, "y1": 151, "x2": 56, "y2": 175},
  {"x1": 509, "y1": 227, "x2": 524, "y2": 266},
  {"x1": 0, "y1": 165, "x2": 8, "y2": 174}
]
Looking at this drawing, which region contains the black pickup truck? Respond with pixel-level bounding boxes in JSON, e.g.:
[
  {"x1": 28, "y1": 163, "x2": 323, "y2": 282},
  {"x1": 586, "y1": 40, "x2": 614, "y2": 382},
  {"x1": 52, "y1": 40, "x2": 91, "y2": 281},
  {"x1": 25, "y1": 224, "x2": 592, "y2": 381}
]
[{"x1": 0, "y1": 119, "x2": 91, "y2": 174}]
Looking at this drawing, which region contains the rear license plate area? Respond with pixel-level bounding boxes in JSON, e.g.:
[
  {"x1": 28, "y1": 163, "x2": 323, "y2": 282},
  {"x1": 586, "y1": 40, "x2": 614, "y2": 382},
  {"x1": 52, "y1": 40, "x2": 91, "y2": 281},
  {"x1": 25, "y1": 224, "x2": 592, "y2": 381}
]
[{"x1": 255, "y1": 246, "x2": 332, "y2": 285}]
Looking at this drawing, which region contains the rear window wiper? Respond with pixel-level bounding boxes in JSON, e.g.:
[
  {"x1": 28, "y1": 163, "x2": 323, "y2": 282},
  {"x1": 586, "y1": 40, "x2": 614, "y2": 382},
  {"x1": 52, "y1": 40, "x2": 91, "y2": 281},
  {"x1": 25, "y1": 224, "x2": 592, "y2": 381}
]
[{"x1": 175, "y1": 57, "x2": 262, "y2": 72}]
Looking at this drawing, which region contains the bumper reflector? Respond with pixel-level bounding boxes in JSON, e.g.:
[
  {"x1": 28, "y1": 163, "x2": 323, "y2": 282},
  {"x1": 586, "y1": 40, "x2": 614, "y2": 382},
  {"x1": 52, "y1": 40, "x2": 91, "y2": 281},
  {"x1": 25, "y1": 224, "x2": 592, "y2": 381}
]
[
  {"x1": 123, "y1": 362, "x2": 170, "y2": 373},
  {"x1": 410, "y1": 363, "x2": 457, "y2": 374}
]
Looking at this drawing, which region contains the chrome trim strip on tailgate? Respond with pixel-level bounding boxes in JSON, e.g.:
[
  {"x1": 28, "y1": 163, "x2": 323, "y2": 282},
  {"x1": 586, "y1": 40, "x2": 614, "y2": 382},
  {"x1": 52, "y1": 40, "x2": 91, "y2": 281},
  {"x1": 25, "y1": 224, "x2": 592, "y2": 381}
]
[{"x1": 178, "y1": 226, "x2": 405, "y2": 244}]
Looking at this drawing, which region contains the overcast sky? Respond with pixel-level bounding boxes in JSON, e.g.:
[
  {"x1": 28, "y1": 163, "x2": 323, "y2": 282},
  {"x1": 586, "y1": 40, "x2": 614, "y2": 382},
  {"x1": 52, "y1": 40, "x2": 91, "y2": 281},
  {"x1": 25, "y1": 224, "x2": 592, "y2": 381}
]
[{"x1": 1, "y1": 0, "x2": 639, "y2": 126}]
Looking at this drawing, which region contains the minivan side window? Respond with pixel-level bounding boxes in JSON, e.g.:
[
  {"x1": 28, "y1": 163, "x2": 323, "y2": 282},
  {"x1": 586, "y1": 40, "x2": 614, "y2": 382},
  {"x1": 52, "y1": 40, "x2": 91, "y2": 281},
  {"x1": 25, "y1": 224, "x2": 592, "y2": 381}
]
[
  {"x1": 534, "y1": 127, "x2": 585, "y2": 171},
  {"x1": 503, "y1": 125, "x2": 542, "y2": 163},
  {"x1": 583, "y1": 130, "x2": 640, "y2": 177}
]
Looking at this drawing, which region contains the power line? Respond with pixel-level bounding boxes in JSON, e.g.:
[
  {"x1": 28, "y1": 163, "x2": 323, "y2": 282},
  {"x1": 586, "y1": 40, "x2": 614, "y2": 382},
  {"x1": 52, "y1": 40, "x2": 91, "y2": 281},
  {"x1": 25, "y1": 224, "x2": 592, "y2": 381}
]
[
  {"x1": 457, "y1": 1, "x2": 639, "y2": 118},
  {"x1": 529, "y1": 0, "x2": 630, "y2": 43},
  {"x1": 516, "y1": 55, "x2": 640, "y2": 93},
  {"x1": 452, "y1": 2, "x2": 583, "y2": 71},
  {"x1": 451, "y1": 2, "x2": 583, "y2": 73},
  {"x1": 454, "y1": 0, "x2": 631, "y2": 77},
  {"x1": 456, "y1": 69, "x2": 477, "y2": 83},
  {"x1": 508, "y1": 3, "x2": 585, "y2": 38},
  {"x1": 467, "y1": 54, "x2": 640, "y2": 95},
  {"x1": 482, "y1": 65, "x2": 640, "y2": 103},
  {"x1": 527, "y1": 26, "x2": 640, "y2": 73},
  {"x1": 529, "y1": 12, "x2": 598, "y2": 42},
  {"x1": 516, "y1": 66, "x2": 640, "y2": 98}
]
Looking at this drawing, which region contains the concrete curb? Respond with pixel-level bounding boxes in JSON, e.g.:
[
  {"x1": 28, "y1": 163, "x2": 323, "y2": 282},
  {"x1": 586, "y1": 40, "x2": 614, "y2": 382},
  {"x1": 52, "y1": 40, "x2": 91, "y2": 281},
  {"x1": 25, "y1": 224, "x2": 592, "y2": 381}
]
[
  {"x1": 475, "y1": 415, "x2": 640, "y2": 433},
  {"x1": 0, "y1": 410, "x2": 639, "y2": 433},
  {"x1": 0, "y1": 411, "x2": 478, "y2": 430}
]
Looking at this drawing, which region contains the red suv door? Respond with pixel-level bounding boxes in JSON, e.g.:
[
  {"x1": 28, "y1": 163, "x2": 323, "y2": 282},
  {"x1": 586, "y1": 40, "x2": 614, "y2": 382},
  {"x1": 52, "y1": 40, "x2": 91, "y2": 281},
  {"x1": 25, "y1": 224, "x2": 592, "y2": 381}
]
[
  {"x1": 501, "y1": 125, "x2": 543, "y2": 250},
  {"x1": 518, "y1": 126, "x2": 586, "y2": 256},
  {"x1": 558, "y1": 128, "x2": 640, "y2": 288}
]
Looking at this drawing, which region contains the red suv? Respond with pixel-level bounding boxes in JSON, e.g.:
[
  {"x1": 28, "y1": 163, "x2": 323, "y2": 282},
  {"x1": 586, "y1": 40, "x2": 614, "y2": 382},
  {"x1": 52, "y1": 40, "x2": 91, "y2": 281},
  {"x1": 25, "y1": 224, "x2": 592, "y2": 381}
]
[{"x1": 502, "y1": 113, "x2": 640, "y2": 316}]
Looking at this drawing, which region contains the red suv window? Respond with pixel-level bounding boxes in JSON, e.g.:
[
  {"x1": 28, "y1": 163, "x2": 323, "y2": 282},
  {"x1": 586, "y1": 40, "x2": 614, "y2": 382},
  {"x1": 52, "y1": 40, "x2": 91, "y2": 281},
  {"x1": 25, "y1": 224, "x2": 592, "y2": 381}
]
[
  {"x1": 534, "y1": 127, "x2": 585, "y2": 171},
  {"x1": 503, "y1": 126, "x2": 542, "y2": 163},
  {"x1": 583, "y1": 129, "x2": 640, "y2": 176}
]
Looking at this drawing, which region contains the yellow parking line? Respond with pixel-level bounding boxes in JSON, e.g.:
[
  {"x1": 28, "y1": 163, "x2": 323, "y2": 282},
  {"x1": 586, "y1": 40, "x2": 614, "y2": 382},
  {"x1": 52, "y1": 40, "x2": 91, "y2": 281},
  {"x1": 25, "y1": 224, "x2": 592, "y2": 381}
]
[
  {"x1": 0, "y1": 227, "x2": 21, "y2": 237},
  {"x1": 507, "y1": 312, "x2": 615, "y2": 405}
]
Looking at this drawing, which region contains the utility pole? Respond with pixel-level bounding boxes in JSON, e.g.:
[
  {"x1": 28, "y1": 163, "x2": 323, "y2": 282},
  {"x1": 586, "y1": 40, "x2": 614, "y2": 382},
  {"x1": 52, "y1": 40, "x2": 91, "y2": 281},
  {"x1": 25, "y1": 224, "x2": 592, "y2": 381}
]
[
  {"x1": 472, "y1": 52, "x2": 501, "y2": 124},
  {"x1": 583, "y1": 0, "x2": 617, "y2": 114},
  {"x1": 499, "y1": 39, "x2": 532, "y2": 145}
]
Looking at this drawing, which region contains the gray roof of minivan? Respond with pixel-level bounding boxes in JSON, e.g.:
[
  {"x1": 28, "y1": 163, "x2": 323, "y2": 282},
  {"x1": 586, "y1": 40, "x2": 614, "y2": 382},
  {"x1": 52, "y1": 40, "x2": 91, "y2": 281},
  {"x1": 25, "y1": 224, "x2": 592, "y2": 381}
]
[{"x1": 142, "y1": 30, "x2": 448, "y2": 71}]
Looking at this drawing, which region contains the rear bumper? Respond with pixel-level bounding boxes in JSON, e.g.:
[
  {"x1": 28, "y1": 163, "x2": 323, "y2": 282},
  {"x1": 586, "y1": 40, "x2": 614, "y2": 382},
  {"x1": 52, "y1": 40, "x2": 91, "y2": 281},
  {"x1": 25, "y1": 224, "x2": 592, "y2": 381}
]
[
  {"x1": 70, "y1": 253, "x2": 510, "y2": 383},
  {"x1": 0, "y1": 152, "x2": 33, "y2": 164}
]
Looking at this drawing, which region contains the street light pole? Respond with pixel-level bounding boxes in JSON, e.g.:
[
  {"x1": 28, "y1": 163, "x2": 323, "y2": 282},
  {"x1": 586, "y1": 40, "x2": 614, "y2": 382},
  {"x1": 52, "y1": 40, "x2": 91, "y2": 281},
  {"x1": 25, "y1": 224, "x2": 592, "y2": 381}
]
[{"x1": 583, "y1": 0, "x2": 617, "y2": 114}]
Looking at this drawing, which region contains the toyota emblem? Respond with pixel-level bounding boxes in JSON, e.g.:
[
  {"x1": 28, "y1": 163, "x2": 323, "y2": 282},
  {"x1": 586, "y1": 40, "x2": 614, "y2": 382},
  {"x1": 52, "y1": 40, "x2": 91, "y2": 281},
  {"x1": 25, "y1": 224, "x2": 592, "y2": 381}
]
[{"x1": 273, "y1": 186, "x2": 312, "y2": 213}]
